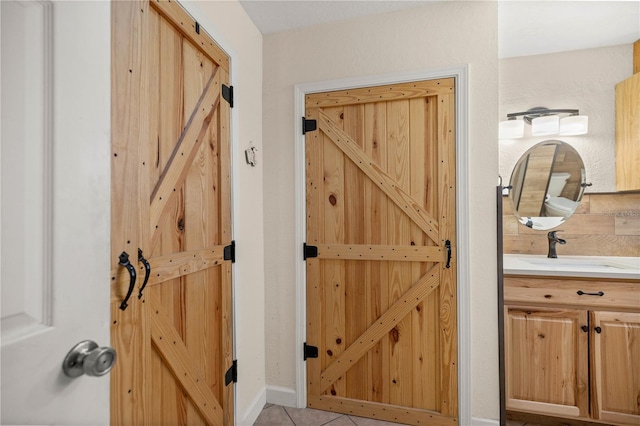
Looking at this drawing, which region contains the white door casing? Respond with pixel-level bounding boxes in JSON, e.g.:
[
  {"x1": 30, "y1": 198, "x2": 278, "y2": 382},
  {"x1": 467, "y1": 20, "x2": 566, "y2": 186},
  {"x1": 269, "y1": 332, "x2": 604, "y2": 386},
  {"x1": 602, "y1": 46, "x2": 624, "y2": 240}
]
[
  {"x1": 293, "y1": 67, "x2": 470, "y2": 424},
  {"x1": 1, "y1": 1, "x2": 111, "y2": 424}
]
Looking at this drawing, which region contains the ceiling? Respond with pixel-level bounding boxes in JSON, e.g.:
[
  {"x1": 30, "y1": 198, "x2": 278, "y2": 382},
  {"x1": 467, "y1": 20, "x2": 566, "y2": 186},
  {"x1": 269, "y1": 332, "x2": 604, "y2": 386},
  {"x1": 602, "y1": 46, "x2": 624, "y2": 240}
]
[{"x1": 239, "y1": 0, "x2": 640, "y2": 58}]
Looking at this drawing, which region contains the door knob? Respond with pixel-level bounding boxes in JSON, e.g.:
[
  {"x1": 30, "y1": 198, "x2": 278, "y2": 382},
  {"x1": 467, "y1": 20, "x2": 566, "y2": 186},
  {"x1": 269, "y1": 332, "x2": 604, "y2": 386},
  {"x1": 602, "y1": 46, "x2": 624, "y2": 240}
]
[{"x1": 62, "y1": 340, "x2": 117, "y2": 378}]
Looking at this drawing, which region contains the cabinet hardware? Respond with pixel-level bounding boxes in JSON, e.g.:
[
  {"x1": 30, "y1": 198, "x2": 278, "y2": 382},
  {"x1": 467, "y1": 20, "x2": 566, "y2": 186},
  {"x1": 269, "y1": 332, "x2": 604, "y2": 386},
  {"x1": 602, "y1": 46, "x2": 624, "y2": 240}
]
[
  {"x1": 577, "y1": 290, "x2": 604, "y2": 297},
  {"x1": 581, "y1": 325, "x2": 589, "y2": 333},
  {"x1": 595, "y1": 326, "x2": 602, "y2": 334},
  {"x1": 118, "y1": 252, "x2": 137, "y2": 311},
  {"x1": 137, "y1": 248, "x2": 151, "y2": 299}
]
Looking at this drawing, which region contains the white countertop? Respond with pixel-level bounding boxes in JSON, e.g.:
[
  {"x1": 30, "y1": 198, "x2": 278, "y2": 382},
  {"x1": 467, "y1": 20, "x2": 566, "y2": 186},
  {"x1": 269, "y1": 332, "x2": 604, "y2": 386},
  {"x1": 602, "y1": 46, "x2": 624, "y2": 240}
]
[{"x1": 503, "y1": 254, "x2": 640, "y2": 280}]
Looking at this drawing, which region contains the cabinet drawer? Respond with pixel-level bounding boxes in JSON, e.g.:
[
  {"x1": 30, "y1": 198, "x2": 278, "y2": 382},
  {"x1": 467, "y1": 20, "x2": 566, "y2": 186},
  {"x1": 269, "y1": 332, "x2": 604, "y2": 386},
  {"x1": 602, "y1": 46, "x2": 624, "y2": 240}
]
[{"x1": 504, "y1": 277, "x2": 640, "y2": 311}]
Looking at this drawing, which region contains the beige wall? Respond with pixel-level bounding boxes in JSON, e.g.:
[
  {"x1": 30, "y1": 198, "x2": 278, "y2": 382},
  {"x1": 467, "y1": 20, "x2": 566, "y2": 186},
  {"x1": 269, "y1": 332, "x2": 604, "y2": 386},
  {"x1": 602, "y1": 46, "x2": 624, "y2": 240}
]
[
  {"x1": 499, "y1": 44, "x2": 633, "y2": 193},
  {"x1": 263, "y1": 2, "x2": 500, "y2": 421},
  {"x1": 182, "y1": 1, "x2": 266, "y2": 422}
]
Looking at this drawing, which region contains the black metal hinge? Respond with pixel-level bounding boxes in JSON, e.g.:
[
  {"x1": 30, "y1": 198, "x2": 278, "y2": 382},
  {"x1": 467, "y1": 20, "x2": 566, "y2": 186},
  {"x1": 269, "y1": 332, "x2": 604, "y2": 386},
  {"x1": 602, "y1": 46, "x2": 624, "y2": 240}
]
[
  {"x1": 303, "y1": 243, "x2": 318, "y2": 260},
  {"x1": 225, "y1": 359, "x2": 237, "y2": 385},
  {"x1": 195, "y1": 21, "x2": 200, "y2": 34},
  {"x1": 224, "y1": 240, "x2": 236, "y2": 263},
  {"x1": 302, "y1": 117, "x2": 317, "y2": 135},
  {"x1": 222, "y1": 85, "x2": 234, "y2": 108},
  {"x1": 303, "y1": 343, "x2": 318, "y2": 361}
]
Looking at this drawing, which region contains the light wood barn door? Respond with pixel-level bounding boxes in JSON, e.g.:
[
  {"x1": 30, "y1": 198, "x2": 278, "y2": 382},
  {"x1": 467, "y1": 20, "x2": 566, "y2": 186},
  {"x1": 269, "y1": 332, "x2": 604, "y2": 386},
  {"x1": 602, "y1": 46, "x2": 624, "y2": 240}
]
[
  {"x1": 305, "y1": 79, "x2": 457, "y2": 426},
  {"x1": 111, "y1": 1, "x2": 233, "y2": 425}
]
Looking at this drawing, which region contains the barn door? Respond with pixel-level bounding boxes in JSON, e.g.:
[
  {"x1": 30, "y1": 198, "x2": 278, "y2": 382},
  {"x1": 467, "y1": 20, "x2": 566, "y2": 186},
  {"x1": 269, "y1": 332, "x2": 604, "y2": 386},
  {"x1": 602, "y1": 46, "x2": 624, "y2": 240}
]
[
  {"x1": 305, "y1": 79, "x2": 457, "y2": 425},
  {"x1": 111, "y1": 1, "x2": 233, "y2": 425}
]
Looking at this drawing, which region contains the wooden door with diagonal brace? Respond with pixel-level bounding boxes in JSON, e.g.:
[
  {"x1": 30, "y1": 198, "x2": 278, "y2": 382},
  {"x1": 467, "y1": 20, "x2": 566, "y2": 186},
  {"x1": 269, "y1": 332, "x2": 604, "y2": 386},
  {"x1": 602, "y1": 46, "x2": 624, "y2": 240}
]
[
  {"x1": 111, "y1": 1, "x2": 233, "y2": 424},
  {"x1": 305, "y1": 79, "x2": 457, "y2": 426}
]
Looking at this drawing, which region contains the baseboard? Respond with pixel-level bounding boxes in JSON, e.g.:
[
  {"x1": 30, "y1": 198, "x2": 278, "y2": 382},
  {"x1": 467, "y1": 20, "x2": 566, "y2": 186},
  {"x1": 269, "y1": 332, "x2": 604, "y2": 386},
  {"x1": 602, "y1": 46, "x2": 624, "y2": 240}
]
[
  {"x1": 266, "y1": 385, "x2": 298, "y2": 408},
  {"x1": 238, "y1": 388, "x2": 266, "y2": 426},
  {"x1": 472, "y1": 417, "x2": 499, "y2": 426}
]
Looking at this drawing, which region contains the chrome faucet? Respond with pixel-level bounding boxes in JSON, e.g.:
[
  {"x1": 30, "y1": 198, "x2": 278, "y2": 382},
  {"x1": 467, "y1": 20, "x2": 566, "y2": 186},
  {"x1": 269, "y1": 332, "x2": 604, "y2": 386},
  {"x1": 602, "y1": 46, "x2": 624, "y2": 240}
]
[{"x1": 547, "y1": 230, "x2": 567, "y2": 258}]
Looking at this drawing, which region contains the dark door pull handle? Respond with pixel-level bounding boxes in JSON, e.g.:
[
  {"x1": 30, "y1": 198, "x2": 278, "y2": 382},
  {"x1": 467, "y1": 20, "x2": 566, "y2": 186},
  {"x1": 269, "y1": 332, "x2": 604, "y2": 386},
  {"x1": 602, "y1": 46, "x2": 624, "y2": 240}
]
[
  {"x1": 118, "y1": 251, "x2": 137, "y2": 311},
  {"x1": 581, "y1": 325, "x2": 589, "y2": 333},
  {"x1": 595, "y1": 326, "x2": 602, "y2": 334},
  {"x1": 445, "y1": 240, "x2": 451, "y2": 269},
  {"x1": 577, "y1": 290, "x2": 604, "y2": 297},
  {"x1": 137, "y1": 248, "x2": 151, "y2": 299}
]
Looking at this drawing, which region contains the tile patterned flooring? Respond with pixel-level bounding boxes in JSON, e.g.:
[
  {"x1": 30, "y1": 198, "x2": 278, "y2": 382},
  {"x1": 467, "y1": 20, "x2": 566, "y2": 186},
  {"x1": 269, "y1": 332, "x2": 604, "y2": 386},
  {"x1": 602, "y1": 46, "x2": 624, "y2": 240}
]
[
  {"x1": 254, "y1": 404, "x2": 536, "y2": 426},
  {"x1": 254, "y1": 404, "x2": 406, "y2": 425}
]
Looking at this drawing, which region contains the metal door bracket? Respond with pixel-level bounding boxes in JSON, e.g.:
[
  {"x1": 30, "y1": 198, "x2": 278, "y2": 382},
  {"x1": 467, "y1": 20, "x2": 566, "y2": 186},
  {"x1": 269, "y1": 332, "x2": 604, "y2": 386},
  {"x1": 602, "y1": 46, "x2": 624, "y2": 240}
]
[
  {"x1": 302, "y1": 117, "x2": 317, "y2": 135},
  {"x1": 224, "y1": 240, "x2": 236, "y2": 263},
  {"x1": 304, "y1": 343, "x2": 318, "y2": 360},
  {"x1": 303, "y1": 243, "x2": 318, "y2": 260}
]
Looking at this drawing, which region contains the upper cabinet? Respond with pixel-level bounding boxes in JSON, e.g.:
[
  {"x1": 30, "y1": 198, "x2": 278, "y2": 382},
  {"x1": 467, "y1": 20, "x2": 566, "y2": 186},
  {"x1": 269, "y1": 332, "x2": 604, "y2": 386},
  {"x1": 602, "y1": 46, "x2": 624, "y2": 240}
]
[{"x1": 615, "y1": 39, "x2": 640, "y2": 191}]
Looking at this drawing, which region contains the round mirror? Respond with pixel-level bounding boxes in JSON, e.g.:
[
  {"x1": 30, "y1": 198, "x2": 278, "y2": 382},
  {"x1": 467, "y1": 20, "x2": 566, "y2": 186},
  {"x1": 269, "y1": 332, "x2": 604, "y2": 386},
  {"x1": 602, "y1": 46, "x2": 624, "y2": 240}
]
[{"x1": 508, "y1": 140, "x2": 586, "y2": 230}]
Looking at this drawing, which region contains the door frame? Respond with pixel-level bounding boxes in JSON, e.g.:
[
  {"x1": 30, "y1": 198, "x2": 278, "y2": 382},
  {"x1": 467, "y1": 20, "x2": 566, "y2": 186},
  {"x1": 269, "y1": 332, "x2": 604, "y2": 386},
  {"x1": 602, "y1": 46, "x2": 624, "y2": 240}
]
[
  {"x1": 293, "y1": 66, "x2": 471, "y2": 425},
  {"x1": 157, "y1": 0, "x2": 241, "y2": 419}
]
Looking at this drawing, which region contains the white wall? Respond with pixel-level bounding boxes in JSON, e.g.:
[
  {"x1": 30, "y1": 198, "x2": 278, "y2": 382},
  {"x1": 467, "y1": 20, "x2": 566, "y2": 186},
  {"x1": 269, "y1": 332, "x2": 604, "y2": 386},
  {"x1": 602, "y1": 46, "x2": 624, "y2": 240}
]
[
  {"x1": 263, "y1": 2, "x2": 500, "y2": 421},
  {"x1": 499, "y1": 44, "x2": 633, "y2": 193},
  {"x1": 181, "y1": 1, "x2": 266, "y2": 424}
]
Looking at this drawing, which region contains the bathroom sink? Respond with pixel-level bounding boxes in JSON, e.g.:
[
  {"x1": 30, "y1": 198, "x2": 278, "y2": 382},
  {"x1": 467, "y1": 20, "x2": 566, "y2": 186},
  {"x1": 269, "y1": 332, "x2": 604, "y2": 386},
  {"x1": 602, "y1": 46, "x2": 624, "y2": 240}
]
[
  {"x1": 521, "y1": 257, "x2": 637, "y2": 270},
  {"x1": 503, "y1": 254, "x2": 640, "y2": 280}
]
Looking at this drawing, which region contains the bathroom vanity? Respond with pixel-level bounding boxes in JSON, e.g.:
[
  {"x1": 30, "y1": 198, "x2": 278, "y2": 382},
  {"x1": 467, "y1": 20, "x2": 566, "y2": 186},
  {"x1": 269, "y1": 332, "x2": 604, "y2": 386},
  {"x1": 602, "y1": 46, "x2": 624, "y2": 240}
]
[{"x1": 503, "y1": 255, "x2": 640, "y2": 425}]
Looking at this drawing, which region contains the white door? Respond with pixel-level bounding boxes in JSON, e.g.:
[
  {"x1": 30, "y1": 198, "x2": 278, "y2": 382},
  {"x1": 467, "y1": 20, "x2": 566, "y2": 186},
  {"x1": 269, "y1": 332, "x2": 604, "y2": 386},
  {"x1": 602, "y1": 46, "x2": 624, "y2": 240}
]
[{"x1": 1, "y1": 1, "x2": 111, "y2": 424}]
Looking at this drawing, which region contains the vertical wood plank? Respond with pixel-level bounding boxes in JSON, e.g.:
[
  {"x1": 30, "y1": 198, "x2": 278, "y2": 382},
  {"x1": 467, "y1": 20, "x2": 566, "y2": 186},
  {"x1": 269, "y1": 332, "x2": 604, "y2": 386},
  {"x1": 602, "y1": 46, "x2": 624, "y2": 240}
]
[
  {"x1": 182, "y1": 38, "x2": 215, "y2": 426},
  {"x1": 343, "y1": 105, "x2": 368, "y2": 401},
  {"x1": 438, "y1": 93, "x2": 457, "y2": 417},
  {"x1": 306, "y1": 105, "x2": 323, "y2": 400},
  {"x1": 219, "y1": 66, "x2": 233, "y2": 426},
  {"x1": 111, "y1": 1, "x2": 148, "y2": 424},
  {"x1": 409, "y1": 96, "x2": 440, "y2": 411},
  {"x1": 322, "y1": 107, "x2": 346, "y2": 397},
  {"x1": 386, "y1": 99, "x2": 413, "y2": 407},
  {"x1": 146, "y1": 8, "x2": 184, "y2": 424},
  {"x1": 363, "y1": 102, "x2": 389, "y2": 403}
]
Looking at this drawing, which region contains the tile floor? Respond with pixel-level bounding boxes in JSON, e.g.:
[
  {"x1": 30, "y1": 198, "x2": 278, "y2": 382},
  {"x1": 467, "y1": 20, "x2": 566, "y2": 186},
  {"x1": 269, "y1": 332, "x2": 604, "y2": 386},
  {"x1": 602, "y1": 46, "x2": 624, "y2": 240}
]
[{"x1": 254, "y1": 404, "x2": 536, "y2": 426}]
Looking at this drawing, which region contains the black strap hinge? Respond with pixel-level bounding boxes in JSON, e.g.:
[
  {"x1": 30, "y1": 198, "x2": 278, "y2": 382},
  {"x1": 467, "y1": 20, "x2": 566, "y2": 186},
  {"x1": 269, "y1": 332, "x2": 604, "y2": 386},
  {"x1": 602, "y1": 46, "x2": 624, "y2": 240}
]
[
  {"x1": 222, "y1": 85, "x2": 234, "y2": 108},
  {"x1": 304, "y1": 343, "x2": 318, "y2": 361},
  {"x1": 224, "y1": 240, "x2": 236, "y2": 263},
  {"x1": 303, "y1": 243, "x2": 318, "y2": 260},
  {"x1": 302, "y1": 117, "x2": 317, "y2": 135},
  {"x1": 225, "y1": 359, "x2": 237, "y2": 385},
  {"x1": 195, "y1": 21, "x2": 200, "y2": 34}
]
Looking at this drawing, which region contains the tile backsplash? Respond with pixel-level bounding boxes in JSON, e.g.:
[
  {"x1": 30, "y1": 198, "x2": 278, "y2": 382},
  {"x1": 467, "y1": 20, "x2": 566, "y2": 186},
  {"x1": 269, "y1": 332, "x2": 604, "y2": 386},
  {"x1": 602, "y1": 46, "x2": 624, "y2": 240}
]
[{"x1": 503, "y1": 192, "x2": 640, "y2": 257}]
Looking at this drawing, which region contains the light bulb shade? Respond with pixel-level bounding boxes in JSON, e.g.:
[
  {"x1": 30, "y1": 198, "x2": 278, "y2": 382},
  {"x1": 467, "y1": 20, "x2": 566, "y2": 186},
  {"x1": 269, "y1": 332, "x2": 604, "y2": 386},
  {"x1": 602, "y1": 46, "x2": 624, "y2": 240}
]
[
  {"x1": 499, "y1": 119, "x2": 524, "y2": 139},
  {"x1": 531, "y1": 115, "x2": 559, "y2": 136},
  {"x1": 559, "y1": 115, "x2": 588, "y2": 135}
]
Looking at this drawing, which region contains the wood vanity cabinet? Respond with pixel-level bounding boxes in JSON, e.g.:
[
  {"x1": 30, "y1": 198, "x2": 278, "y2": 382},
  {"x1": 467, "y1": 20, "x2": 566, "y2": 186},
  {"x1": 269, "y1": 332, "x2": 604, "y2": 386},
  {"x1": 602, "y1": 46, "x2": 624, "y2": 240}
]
[{"x1": 504, "y1": 276, "x2": 640, "y2": 425}]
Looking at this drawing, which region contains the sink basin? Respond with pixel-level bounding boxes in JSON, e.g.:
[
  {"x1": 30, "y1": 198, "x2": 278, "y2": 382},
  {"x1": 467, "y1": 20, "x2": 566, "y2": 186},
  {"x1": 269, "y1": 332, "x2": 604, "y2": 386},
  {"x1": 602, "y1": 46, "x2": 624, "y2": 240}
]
[{"x1": 503, "y1": 254, "x2": 640, "y2": 280}]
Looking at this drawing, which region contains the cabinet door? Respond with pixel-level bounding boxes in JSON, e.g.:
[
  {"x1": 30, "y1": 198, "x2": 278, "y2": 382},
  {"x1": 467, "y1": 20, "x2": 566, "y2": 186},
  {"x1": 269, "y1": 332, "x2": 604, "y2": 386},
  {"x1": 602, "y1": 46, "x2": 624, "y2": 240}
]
[
  {"x1": 505, "y1": 306, "x2": 589, "y2": 418},
  {"x1": 591, "y1": 311, "x2": 640, "y2": 425}
]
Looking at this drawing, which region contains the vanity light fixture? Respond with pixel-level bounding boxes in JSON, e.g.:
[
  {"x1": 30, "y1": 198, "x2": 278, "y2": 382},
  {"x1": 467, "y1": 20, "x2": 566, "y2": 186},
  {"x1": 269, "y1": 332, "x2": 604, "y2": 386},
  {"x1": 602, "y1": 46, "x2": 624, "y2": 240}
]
[{"x1": 499, "y1": 107, "x2": 588, "y2": 139}]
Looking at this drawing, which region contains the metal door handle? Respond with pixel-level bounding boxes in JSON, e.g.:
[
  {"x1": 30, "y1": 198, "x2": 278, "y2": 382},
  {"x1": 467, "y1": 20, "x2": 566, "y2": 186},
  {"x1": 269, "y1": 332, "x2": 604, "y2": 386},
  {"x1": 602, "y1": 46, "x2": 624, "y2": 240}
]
[
  {"x1": 137, "y1": 248, "x2": 151, "y2": 299},
  {"x1": 62, "y1": 340, "x2": 117, "y2": 378},
  {"x1": 118, "y1": 251, "x2": 137, "y2": 310},
  {"x1": 445, "y1": 240, "x2": 451, "y2": 269}
]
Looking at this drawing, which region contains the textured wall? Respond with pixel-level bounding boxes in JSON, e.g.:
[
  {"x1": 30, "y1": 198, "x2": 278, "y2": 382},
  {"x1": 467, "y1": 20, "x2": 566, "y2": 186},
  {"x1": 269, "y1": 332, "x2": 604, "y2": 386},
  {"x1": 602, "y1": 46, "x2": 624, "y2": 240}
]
[
  {"x1": 499, "y1": 44, "x2": 633, "y2": 193},
  {"x1": 263, "y1": 2, "x2": 500, "y2": 421}
]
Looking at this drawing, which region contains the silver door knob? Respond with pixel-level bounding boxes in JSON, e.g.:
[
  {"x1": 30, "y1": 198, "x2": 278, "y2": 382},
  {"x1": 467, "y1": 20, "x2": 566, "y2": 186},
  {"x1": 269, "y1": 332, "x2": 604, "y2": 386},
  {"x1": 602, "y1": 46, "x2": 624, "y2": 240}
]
[{"x1": 62, "y1": 340, "x2": 117, "y2": 378}]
